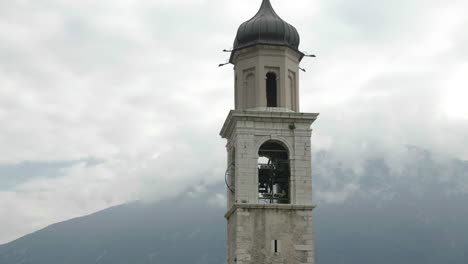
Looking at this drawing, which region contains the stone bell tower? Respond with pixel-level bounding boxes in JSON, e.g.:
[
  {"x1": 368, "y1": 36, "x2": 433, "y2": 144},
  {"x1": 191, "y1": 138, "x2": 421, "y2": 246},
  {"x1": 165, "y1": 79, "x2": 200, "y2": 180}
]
[{"x1": 220, "y1": 1, "x2": 318, "y2": 264}]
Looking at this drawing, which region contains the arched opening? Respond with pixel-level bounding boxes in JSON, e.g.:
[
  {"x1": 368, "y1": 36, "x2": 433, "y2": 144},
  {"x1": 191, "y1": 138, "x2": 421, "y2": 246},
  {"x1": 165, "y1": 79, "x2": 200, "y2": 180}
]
[
  {"x1": 234, "y1": 75, "x2": 238, "y2": 108},
  {"x1": 245, "y1": 73, "x2": 255, "y2": 108},
  {"x1": 258, "y1": 141, "x2": 290, "y2": 204},
  {"x1": 266, "y1": 72, "x2": 277, "y2": 107}
]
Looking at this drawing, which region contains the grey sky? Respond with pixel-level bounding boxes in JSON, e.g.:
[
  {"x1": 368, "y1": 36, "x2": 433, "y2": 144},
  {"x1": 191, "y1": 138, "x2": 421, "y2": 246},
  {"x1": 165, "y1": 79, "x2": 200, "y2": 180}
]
[{"x1": 0, "y1": 0, "x2": 467, "y2": 244}]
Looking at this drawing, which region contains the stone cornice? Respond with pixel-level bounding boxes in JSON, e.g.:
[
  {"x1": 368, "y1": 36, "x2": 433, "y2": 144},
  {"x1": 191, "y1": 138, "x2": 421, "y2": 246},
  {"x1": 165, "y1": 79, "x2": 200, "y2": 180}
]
[
  {"x1": 231, "y1": 44, "x2": 303, "y2": 65},
  {"x1": 219, "y1": 109, "x2": 319, "y2": 139},
  {"x1": 225, "y1": 203, "x2": 316, "y2": 219}
]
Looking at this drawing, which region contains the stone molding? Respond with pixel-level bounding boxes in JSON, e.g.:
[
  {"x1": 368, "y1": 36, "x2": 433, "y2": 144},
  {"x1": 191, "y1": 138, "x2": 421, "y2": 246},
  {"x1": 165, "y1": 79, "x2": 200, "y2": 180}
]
[
  {"x1": 225, "y1": 203, "x2": 316, "y2": 219},
  {"x1": 220, "y1": 109, "x2": 319, "y2": 139},
  {"x1": 231, "y1": 45, "x2": 303, "y2": 65}
]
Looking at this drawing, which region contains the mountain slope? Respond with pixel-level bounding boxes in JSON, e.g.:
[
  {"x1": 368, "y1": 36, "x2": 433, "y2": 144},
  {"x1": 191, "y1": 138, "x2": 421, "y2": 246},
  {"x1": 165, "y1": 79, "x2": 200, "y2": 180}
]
[{"x1": 0, "y1": 195, "x2": 225, "y2": 264}]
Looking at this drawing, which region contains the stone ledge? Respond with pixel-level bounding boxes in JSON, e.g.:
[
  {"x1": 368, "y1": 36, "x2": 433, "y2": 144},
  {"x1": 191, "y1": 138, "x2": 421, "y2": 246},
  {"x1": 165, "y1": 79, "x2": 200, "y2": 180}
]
[
  {"x1": 294, "y1": 245, "x2": 314, "y2": 251},
  {"x1": 220, "y1": 110, "x2": 319, "y2": 139},
  {"x1": 225, "y1": 203, "x2": 316, "y2": 219}
]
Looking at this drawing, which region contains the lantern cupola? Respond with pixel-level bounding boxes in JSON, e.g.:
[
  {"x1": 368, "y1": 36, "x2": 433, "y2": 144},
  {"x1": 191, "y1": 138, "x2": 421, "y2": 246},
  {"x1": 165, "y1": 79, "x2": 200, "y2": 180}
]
[{"x1": 229, "y1": 0, "x2": 305, "y2": 112}]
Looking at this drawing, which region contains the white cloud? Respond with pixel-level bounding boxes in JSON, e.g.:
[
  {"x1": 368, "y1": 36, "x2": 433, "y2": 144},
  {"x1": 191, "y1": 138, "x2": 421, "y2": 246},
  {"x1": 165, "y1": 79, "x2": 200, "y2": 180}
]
[
  {"x1": 208, "y1": 193, "x2": 227, "y2": 208},
  {"x1": 316, "y1": 183, "x2": 360, "y2": 204},
  {"x1": 441, "y1": 63, "x2": 468, "y2": 120}
]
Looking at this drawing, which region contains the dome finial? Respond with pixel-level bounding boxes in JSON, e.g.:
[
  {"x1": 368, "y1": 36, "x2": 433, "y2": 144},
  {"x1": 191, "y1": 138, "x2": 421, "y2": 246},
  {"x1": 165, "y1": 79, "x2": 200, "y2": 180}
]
[
  {"x1": 258, "y1": 0, "x2": 276, "y2": 15},
  {"x1": 261, "y1": 0, "x2": 272, "y2": 7}
]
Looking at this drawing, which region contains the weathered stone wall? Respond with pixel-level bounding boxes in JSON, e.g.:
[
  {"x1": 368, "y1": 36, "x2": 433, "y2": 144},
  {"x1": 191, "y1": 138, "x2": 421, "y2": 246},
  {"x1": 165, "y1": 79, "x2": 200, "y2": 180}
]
[
  {"x1": 226, "y1": 205, "x2": 314, "y2": 264},
  {"x1": 227, "y1": 210, "x2": 238, "y2": 264}
]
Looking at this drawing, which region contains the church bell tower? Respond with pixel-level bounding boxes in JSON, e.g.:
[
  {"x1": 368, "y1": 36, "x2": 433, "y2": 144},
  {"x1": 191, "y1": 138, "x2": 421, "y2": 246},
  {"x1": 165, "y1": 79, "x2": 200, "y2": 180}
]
[{"x1": 220, "y1": 1, "x2": 319, "y2": 264}]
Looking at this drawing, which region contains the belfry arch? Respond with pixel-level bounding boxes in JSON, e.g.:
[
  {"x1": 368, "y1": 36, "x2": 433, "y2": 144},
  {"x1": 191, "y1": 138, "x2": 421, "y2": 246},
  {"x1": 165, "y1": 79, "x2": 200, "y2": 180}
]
[{"x1": 258, "y1": 140, "x2": 290, "y2": 204}]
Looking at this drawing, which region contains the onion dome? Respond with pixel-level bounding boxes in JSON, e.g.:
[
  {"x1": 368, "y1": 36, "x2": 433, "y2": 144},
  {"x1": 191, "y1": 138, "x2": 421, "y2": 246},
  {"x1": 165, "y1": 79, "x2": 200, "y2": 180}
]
[{"x1": 233, "y1": 0, "x2": 301, "y2": 52}]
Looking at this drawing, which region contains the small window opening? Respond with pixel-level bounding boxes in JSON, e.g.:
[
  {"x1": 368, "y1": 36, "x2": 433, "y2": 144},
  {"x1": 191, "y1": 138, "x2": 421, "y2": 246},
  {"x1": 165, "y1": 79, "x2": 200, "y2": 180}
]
[
  {"x1": 258, "y1": 141, "x2": 290, "y2": 204},
  {"x1": 272, "y1": 240, "x2": 281, "y2": 253},
  {"x1": 266, "y1": 72, "x2": 277, "y2": 107}
]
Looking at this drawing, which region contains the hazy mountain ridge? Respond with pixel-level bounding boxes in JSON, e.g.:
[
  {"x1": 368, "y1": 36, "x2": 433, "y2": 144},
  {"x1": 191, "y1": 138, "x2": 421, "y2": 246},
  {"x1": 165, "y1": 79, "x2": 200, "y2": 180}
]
[
  {"x1": 1, "y1": 148, "x2": 467, "y2": 264},
  {"x1": 0, "y1": 196, "x2": 225, "y2": 264}
]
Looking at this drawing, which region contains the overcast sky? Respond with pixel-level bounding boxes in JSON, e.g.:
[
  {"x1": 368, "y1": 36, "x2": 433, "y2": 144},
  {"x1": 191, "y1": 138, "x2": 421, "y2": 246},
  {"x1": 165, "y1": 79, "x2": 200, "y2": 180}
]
[{"x1": 0, "y1": 0, "x2": 467, "y2": 244}]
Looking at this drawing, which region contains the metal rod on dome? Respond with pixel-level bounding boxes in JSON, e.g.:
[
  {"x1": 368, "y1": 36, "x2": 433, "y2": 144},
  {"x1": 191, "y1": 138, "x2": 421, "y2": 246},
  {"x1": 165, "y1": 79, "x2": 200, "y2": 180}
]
[
  {"x1": 219, "y1": 62, "x2": 230, "y2": 67},
  {"x1": 303, "y1": 52, "x2": 317, "y2": 58}
]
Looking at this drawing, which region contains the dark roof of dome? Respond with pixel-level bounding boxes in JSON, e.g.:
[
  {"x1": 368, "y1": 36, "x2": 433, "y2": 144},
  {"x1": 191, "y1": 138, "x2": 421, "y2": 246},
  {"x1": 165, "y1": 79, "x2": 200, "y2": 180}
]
[{"x1": 233, "y1": 0, "x2": 300, "y2": 51}]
